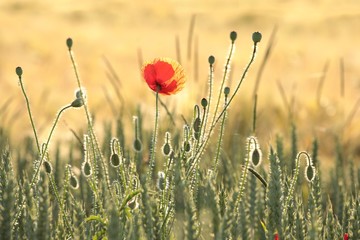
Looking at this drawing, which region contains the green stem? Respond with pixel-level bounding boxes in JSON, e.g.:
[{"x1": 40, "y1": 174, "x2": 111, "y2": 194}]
[
  {"x1": 214, "y1": 42, "x2": 259, "y2": 126},
  {"x1": 210, "y1": 41, "x2": 235, "y2": 129},
  {"x1": 252, "y1": 94, "x2": 258, "y2": 133},
  {"x1": 212, "y1": 106, "x2": 227, "y2": 175},
  {"x1": 199, "y1": 64, "x2": 214, "y2": 148},
  {"x1": 68, "y1": 47, "x2": 114, "y2": 202},
  {"x1": 236, "y1": 137, "x2": 256, "y2": 207},
  {"x1": 283, "y1": 151, "x2": 311, "y2": 215},
  {"x1": 48, "y1": 173, "x2": 73, "y2": 238},
  {"x1": 43, "y1": 105, "x2": 72, "y2": 154},
  {"x1": 147, "y1": 90, "x2": 159, "y2": 181},
  {"x1": 12, "y1": 104, "x2": 71, "y2": 228},
  {"x1": 190, "y1": 42, "x2": 259, "y2": 174},
  {"x1": 18, "y1": 75, "x2": 40, "y2": 152}
]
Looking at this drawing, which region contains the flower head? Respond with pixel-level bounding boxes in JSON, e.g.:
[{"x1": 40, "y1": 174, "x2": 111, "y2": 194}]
[{"x1": 142, "y1": 58, "x2": 185, "y2": 95}]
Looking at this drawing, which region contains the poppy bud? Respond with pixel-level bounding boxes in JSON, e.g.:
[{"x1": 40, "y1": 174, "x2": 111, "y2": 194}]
[
  {"x1": 16, "y1": 66, "x2": 23, "y2": 77},
  {"x1": 66, "y1": 38, "x2": 73, "y2": 50},
  {"x1": 252, "y1": 32, "x2": 262, "y2": 43},
  {"x1": 230, "y1": 31, "x2": 237, "y2": 42}
]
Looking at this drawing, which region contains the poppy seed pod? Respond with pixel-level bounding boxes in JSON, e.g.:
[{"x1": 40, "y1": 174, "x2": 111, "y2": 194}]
[
  {"x1": 43, "y1": 160, "x2": 52, "y2": 174},
  {"x1": 208, "y1": 55, "x2": 215, "y2": 65},
  {"x1": 252, "y1": 32, "x2": 262, "y2": 43}
]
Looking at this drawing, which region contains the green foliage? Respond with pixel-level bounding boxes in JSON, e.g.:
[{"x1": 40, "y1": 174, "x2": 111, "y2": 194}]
[
  {"x1": 266, "y1": 147, "x2": 284, "y2": 239},
  {"x1": 1, "y1": 30, "x2": 359, "y2": 240}
]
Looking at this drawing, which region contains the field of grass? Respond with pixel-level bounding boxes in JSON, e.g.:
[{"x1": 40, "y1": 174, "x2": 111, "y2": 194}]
[{"x1": 0, "y1": 0, "x2": 360, "y2": 239}]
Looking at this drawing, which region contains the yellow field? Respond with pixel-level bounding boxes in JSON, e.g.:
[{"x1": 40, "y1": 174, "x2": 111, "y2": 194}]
[{"x1": 1, "y1": 0, "x2": 360, "y2": 166}]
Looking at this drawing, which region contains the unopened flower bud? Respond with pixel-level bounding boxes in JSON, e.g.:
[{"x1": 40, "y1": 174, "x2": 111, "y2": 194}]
[
  {"x1": 230, "y1": 31, "x2": 237, "y2": 42},
  {"x1": 16, "y1": 66, "x2": 23, "y2": 77},
  {"x1": 66, "y1": 38, "x2": 73, "y2": 50},
  {"x1": 252, "y1": 32, "x2": 262, "y2": 43},
  {"x1": 43, "y1": 160, "x2": 52, "y2": 174},
  {"x1": 208, "y1": 55, "x2": 215, "y2": 65},
  {"x1": 71, "y1": 98, "x2": 84, "y2": 108}
]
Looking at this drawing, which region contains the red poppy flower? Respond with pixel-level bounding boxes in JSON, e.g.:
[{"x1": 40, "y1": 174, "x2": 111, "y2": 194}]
[
  {"x1": 274, "y1": 233, "x2": 279, "y2": 240},
  {"x1": 344, "y1": 233, "x2": 349, "y2": 240},
  {"x1": 142, "y1": 58, "x2": 185, "y2": 95}
]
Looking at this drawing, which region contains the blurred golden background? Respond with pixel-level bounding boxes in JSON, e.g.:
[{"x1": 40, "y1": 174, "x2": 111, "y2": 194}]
[{"x1": 1, "y1": 0, "x2": 360, "y2": 166}]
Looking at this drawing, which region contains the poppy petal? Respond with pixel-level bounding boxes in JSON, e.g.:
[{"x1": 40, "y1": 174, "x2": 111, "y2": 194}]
[{"x1": 142, "y1": 58, "x2": 185, "y2": 95}]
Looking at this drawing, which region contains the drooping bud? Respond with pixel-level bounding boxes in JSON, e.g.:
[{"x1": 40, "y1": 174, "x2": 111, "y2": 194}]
[
  {"x1": 183, "y1": 141, "x2": 191, "y2": 153},
  {"x1": 251, "y1": 148, "x2": 262, "y2": 167},
  {"x1": 82, "y1": 161, "x2": 92, "y2": 177},
  {"x1": 133, "y1": 139, "x2": 142, "y2": 152},
  {"x1": 70, "y1": 175, "x2": 79, "y2": 189},
  {"x1": 43, "y1": 160, "x2": 52, "y2": 174},
  {"x1": 71, "y1": 98, "x2": 84, "y2": 108},
  {"x1": 305, "y1": 164, "x2": 315, "y2": 182},
  {"x1": 110, "y1": 153, "x2": 121, "y2": 168},
  {"x1": 162, "y1": 132, "x2": 172, "y2": 156}
]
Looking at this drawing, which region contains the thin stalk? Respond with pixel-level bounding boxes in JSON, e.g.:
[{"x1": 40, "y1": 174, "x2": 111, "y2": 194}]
[
  {"x1": 12, "y1": 104, "x2": 71, "y2": 228},
  {"x1": 67, "y1": 44, "x2": 114, "y2": 202},
  {"x1": 210, "y1": 41, "x2": 235, "y2": 129},
  {"x1": 48, "y1": 173, "x2": 73, "y2": 238},
  {"x1": 235, "y1": 137, "x2": 256, "y2": 207},
  {"x1": 214, "y1": 42, "x2": 259, "y2": 126},
  {"x1": 175, "y1": 35, "x2": 182, "y2": 64},
  {"x1": 18, "y1": 73, "x2": 40, "y2": 152},
  {"x1": 283, "y1": 151, "x2": 311, "y2": 216},
  {"x1": 252, "y1": 25, "x2": 277, "y2": 97},
  {"x1": 158, "y1": 95, "x2": 176, "y2": 126},
  {"x1": 252, "y1": 94, "x2": 258, "y2": 133},
  {"x1": 200, "y1": 62, "x2": 214, "y2": 143},
  {"x1": 212, "y1": 97, "x2": 228, "y2": 175},
  {"x1": 187, "y1": 14, "x2": 196, "y2": 60},
  {"x1": 316, "y1": 60, "x2": 329, "y2": 107},
  {"x1": 147, "y1": 90, "x2": 159, "y2": 181},
  {"x1": 190, "y1": 42, "x2": 259, "y2": 172},
  {"x1": 340, "y1": 58, "x2": 345, "y2": 98}
]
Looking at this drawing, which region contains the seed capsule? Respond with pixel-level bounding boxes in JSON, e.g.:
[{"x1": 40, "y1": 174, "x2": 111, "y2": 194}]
[
  {"x1": 230, "y1": 31, "x2": 237, "y2": 42},
  {"x1": 208, "y1": 55, "x2": 215, "y2": 65},
  {"x1": 110, "y1": 153, "x2": 121, "y2": 168},
  {"x1": 43, "y1": 160, "x2": 52, "y2": 174},
  {"x1": 70, "y1": 175, "x2": 79, "y2": 189},
  {"x1": 252, "y1": 32, "x2": 262, "y2": 43}
]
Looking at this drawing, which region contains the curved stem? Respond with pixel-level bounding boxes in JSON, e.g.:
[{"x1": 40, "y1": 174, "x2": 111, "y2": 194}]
[
  {"x1": 43, "y1": 105, "x2": 72, "y2": 155},
  {"x1": 13, "y1": 104, "x2": 71, "y2": 228},
  {"x1": 283, "y1": 151, "x2": 311, "y2": 215}
]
